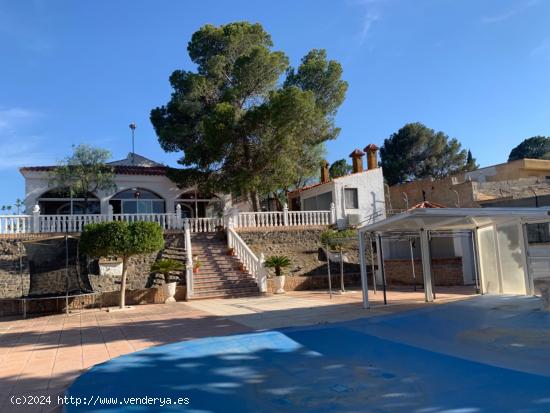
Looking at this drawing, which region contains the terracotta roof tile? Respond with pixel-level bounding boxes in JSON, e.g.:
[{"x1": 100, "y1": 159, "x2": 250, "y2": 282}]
[{"x1": 20, "y1": 165, "x2": 168, "y2": 176}]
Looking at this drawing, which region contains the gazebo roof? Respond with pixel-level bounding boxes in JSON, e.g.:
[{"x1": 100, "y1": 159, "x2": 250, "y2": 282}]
[{"x1": 360, "y1": 207, "x2": 550, "y2": 234}]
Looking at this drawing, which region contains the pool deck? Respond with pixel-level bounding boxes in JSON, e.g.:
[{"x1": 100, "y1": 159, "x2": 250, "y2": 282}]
[
  {"x1": 64, "y1": 294, "x2": 550, "y2": 413},
  {"x1": 0, "y1": 287, "x2": 472, "y2": 412}
]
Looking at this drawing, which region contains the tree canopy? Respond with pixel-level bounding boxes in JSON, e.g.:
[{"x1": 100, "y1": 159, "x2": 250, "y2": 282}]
[
  {"x1": 380, "y1": 122, "x2": 476, "y2": 186},
  {"x1": 49, "y1": 144, "x2": 115, "y2": 212},
  {"x1": 80, "y1": 221, "x2": 165, "y2": 308},
  {"x1": 329, "y1": 159, "x2": 352, "y2": 178},
  {"x1": 508, "y1": 136, "x2": 550, "y2": 161},
  {"x1": 151, "y1": 22, "x2": 347, "y2": 210}
]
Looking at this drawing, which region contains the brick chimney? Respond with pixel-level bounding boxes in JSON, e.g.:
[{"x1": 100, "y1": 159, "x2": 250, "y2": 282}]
[
  {"x1": 349, "y1": 149, "x2": 365, "y2": 173},
  {"x1": 364, "y1": 144, "x2": 379, "y2": 170},
  {"x1": 320, "y1": 160, "x2": 330, "y2": 183}
]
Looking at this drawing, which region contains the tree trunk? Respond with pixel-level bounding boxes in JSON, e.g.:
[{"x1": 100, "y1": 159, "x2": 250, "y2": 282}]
[
  {"x1": 120, "y1": 257, "x2": 128, "y2": 309},
  {"x1": 250, "y1": 191, "x2": 260, "y2": 212}
]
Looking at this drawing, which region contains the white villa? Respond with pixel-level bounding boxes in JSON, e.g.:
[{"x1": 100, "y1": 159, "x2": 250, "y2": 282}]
[
  {"x1": 18, "y1": 146, "x2": 386, "y2": 230},
  {"x1": 20, "y1": 153, "x2": 227, "y2": 219}
]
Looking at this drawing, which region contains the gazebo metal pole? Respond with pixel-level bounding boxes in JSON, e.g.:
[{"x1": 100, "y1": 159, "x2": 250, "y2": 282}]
[
  {"x1": 471, "y1": 229, "x2": 481, "y2": 294},
  {"x1": 358, "y1": 232, "x2": 369, "y2": 309},
  {"x1": 409, "y1": 238, "x2": 417, "y2": 292},
  {"x1": 369, "y1": 234, "x2": 377, "y2": 294},
  {"x1": 339, "y1": 249, "x2": 345, "y2": 293},
  {"x1": 377, "y1": 234, "x2": 387, "y2": 305},
  {"x1": 65, "y1": 234, "x2": 69, "y2": 316},
  {"x1": 325, "y1": 244, "x2": 333, "y2": 299},
  {"x1": 419, "y1": 229, "x2": 434, "y2": 302}
]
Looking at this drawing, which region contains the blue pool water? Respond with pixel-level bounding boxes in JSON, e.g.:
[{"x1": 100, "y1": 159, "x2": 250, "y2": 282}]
[{"x1": 66, "y1": 296, "x2": 550, "y2": 412}]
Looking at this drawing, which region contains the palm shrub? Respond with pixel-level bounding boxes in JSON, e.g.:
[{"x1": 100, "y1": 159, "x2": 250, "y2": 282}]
[
  {"x1": 151, "y1": 259, "x2": 184, "y2": 283},
  {"x1": 264, "y1": 255, "x2": 291, "y2": 277},
  {"x1": 80, "y1": 221, "x2": 165, "y2": 309}
]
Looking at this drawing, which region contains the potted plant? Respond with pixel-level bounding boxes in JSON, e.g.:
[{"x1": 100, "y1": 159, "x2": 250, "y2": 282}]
[
  {"x1": 193, "y1": 258, "x2": 202, "y2": 274},
  {"x1": 264, "y1": 255, "x2": 291, "y2": 294},
  {"x1": 151, "y1": 259, "x2": 184, "y2": 303}
]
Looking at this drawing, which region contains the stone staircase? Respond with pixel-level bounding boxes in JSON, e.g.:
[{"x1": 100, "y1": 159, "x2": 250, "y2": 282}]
[
  {"x1": 159, "y1": 244, "x2": 187, "y2": 279},
  {"x1": 189, "y1": 233, "x2": 261, "y2": 299}
]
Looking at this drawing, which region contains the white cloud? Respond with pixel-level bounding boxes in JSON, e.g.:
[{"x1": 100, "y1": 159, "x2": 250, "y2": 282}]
[
  {"x1": 481, "y1": 0, "x2": 540, "y2": 24},
  {"x1": 349, "y1": 0, "x2": 385, "y2": 45},
  {"x1": 0, "y1": 138, "x2": 47, "y2": 169},
  {"x1": 0, "y1": 107, "x2": 48, "y2": 169},
  {"x1": 532, "y1": 38, "x2": 550, "y2": 58}
]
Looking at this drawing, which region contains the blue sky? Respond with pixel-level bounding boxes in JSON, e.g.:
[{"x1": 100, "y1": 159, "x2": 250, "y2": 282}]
[{"x1": 1, "y1": 0, "x2": 549, "y2": 209}]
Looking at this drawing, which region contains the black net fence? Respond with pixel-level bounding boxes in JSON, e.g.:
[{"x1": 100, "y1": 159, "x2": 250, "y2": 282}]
[{"x1": 23, "y1": 236, "x2": 93, "y2": 298}]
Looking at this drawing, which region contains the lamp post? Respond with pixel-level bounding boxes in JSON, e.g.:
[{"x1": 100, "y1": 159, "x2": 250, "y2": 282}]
[{"x1": 129, "y1": 123, "x2": 136, "y2": 165}]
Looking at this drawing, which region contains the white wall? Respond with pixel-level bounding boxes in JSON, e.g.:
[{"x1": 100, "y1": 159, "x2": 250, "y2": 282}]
[
  {"x1": 21, "y1": 170, "x2": 227, "y2": 215},
  {"x1": 298, "y1": 168, "x2": 385, "y2": 228}
]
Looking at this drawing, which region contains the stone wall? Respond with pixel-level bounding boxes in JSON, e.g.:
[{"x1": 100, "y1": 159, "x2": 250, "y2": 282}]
[
  {"x1": 237, "y1": 228, "x2": 366, "y2": 290},
  {"x1": 0, "y1": 240, "x2": 29, "y2": 298},
  {"x1": 384, "y1": 257, "x2": 464, "y2": 286},
  {"x1": 0, "y1": 286, "x2": 187, "y2": 317},
  {"x1": 0, "y1": 233, "x2": 186, "y2": 317},
  {"x1": 267, "y1": 273, "x2": 361, "y2": 293}
]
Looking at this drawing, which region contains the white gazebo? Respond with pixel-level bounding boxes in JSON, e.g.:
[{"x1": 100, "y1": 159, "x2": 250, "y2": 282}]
[{"x1": 358, "y1": 207, "x2": 550, "y2": 308}]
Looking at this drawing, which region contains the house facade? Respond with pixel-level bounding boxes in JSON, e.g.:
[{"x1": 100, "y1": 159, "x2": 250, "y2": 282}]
[
  {"x1": 288, "y1": 145, "x2": 386, "y2": 228},
  {"x1": 20, "y1": 153, "x2": 227, "y2": 218}
]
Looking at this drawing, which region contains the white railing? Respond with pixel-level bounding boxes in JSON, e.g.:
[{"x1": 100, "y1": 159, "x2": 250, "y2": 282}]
[
  {"x1": 0, "y1": 215, "x2": 33, "y2": 234},
  {"x1": 184, "y1": 223, "x2": 194, "y2": 299},
  {"x1": 234, "y1": 203, "x2": 335, "y2": 229},
  {"x1": 184, "y1": 217, "x2": 223, "y2": 233},
  {"x1": 111, "y1": 213, "x2": 180, "y2": 230},
  {"x1": 227, "y1": 227, "x2": 267, "y2": 292},
  {"x1": 0, "y1": 211, "x2": 224, "y2": 235}
]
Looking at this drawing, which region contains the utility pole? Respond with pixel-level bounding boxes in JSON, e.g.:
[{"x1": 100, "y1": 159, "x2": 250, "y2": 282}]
[{"x1": 129, "y1": 123, "x2": 136, "y2": 165}]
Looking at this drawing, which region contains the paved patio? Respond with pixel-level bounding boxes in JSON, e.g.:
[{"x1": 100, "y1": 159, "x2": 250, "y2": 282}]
[{"x1": 0, "y1": 287, "x2": 474, "y2": 412}]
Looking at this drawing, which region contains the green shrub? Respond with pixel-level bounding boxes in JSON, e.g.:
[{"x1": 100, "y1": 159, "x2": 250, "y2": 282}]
[
  {"x1": 151, "y1": 259, "x2": 184, "y2": 283},
  {"x1": 264, "y1": 255, "x2": 291, "y2": 277},
  {"x1": 320, "y1": 228, "x2": 357, "y2": 251},
  {"x1": 81, "y1": 221, "x2": 164, "y2": 308}
]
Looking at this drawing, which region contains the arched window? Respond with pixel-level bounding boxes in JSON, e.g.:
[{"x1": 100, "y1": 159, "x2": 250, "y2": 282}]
[
  {"x1": 38, "y1": 188, "x2": 100, "y2": 215},
  {"x1": 109, "y1": 188, "x2": 165, "y2": 214},
  {"x1": 175, "y1": 191, "x2": 222, "y2": 218}
]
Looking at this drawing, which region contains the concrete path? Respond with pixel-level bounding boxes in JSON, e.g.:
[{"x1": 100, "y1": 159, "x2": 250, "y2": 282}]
[{"x1": 186, "y1": 287, "x2": 474, "y2": 329}]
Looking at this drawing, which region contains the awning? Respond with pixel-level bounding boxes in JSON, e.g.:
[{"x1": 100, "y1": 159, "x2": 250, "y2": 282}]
[{"x1": 359, "y1": 207, "x2": 550, "y2": 234}]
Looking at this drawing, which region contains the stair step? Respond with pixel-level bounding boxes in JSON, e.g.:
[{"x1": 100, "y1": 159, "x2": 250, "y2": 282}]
[
  {"x1": 192, "y1": 289, "x2": 261, "y2": 299},
  {"x1": 194, "y1": 284, "x2": 259, "y2": 292}
]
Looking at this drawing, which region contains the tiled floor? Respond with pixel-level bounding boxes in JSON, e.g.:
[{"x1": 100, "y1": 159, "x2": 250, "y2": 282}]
[
  {"x1": 0, "y1": 286, "x2": 475, "y2": 412},
  {"x1": 186, "y1": 286, "x2": 475, "y2": 329},
  {"x1": 0, "y1": 304, "x2": 247, "y2": 412}
]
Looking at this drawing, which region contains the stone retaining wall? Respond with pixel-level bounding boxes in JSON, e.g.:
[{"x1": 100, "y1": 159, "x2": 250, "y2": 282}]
[
  {"x1": 267, "y1": 273, "x2": 361, "y2": 293},
  {"x1": 0, "y1": 286, "x2": 187, "y2": 317},
  {"x1": 384, "y1": 257, "x2": 464, "y2": 286},
  {"x1": 0, "y1": 234, "x2": 186, "y2": 317},
  {"x1": 237, "y1": 228, "x2": 363, "y2": 277}
]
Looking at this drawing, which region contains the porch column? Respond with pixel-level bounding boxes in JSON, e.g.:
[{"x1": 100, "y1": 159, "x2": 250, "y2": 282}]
[
  {"x1": 99, "y1": 198, "x2": 110, "y2": 215},
  {"x1": 358, "y1": 231, "x2": 369, "y2": 309},
  {"x1": 420, "y1": 228, "x2": 434, "y2": 302}
]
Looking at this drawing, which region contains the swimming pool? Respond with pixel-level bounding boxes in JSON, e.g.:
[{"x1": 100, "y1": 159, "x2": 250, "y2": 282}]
[{"x1": 66, "y1": 295, "x2": 550, "y2": 412}]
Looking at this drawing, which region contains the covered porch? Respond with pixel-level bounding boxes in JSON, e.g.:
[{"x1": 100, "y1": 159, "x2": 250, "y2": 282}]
[{"x1": 358, "y1": 207, "x2": 550, "y2": 308}]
